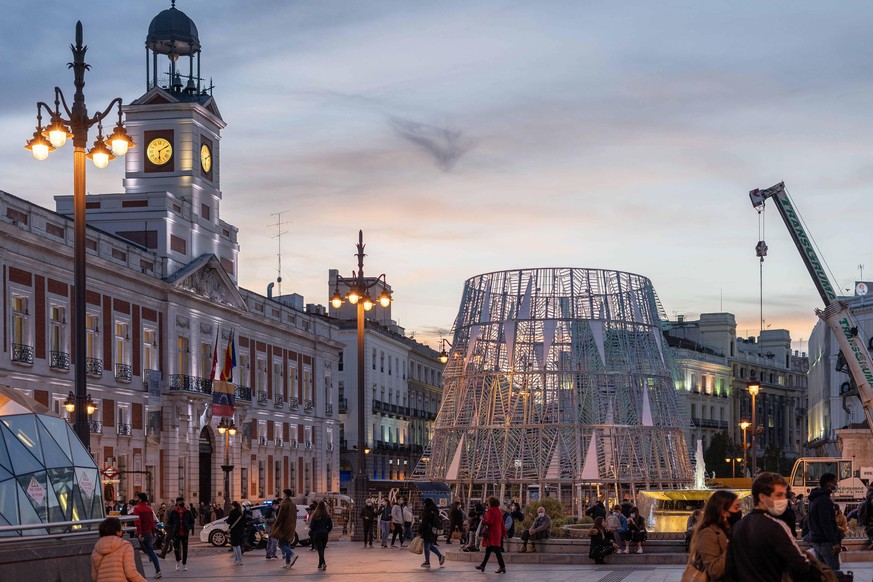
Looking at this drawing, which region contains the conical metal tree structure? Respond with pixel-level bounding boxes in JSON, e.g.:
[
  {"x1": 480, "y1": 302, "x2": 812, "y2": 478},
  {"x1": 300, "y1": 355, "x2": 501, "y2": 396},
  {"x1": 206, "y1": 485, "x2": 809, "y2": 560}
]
[{"x1": 414, "y1": 268, "x2": 691, "y2": 506}]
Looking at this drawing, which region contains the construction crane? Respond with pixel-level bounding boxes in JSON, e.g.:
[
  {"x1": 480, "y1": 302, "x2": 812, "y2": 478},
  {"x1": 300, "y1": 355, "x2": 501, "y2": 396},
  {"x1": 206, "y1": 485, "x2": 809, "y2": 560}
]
[{"x1": 749, "y1": 181, "x2": 873, "y2": 433}]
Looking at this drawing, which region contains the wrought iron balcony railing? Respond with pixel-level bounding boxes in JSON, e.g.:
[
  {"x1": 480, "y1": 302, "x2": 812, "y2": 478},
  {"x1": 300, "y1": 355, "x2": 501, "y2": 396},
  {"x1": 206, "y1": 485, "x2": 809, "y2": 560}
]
[
  {"x1": 326, "y1": 442, "x2": 334, "y2": 452},
  {"x1": 258, "y1": 436, "x2": 268, "y2": 446},
  {"x1": 275, "y1": 437, "x2": 284, "y2": 447},
  {"x1": 338, "y1": 398, "x2": 348, "y2": 414},
  {"x1": 289, "y1": 397, "x2": 299, "y2": 410},
  {"x1": 88, "y1": 420, "x2": 103, "y2": 434},
  {"x1": 142, "y1": 368, "x2": 158, "y2": 385},
  {"x1": 305, "y1": 440, "x2": 312, "y2": 450},
  {"x1": 235, "y1": 385, "x2": 252, "y2": 402},
  {"x1": 115, "y1": 363, "x2": 132, "y2": 382},
  {"x1": 11, "y1": 343, "x2": 34, "y2": 365},
  {"x1": 304, "y1": 399, "x2": 313, "y2": 413},
  {"x1": 85, "y1": 357, "x2": 103, "y2": 377},
  {"x1": 117, "y1": 423, "x2": 132, "y2": 436},
  {"x1": 325, "y1": 403, "x2": 333, "y2": 416},
  {"x1": 290, "y1": 439, "x2": 299, "y2": 449},
  {"x1": 50, "y1": 350, "x2": 70, "y2": 370},
  {"x1": 274, "y1": 395, "x2": 285, "y2": 408}
]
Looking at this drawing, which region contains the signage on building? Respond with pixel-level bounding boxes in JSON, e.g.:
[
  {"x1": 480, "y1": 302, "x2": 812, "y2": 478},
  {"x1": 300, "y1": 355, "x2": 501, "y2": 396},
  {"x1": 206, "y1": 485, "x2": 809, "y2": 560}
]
[
  {"x1": 27, "y1": 476, "x2": 46, "y2": 505},
  {"x1": 77, "y1": 468, "x2": 96, "y2": 499},
  {"x1": 855, "y1": 282, "x2": 873, "y2": 296}
]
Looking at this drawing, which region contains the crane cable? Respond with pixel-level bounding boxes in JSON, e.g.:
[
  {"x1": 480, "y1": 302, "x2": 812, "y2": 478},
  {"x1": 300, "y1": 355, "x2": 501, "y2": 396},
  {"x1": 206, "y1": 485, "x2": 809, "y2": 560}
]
[{"x1": 756, "y1": 200, "x2": 767, "y2": 334}]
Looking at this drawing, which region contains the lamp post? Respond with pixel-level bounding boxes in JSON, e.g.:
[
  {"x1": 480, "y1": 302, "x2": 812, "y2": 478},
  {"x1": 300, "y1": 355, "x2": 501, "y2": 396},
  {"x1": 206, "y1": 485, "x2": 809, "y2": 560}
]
[
  {"x1": 217, "y1": 417, "x2": 237, "y2": 517},
  {"x1": 26, "y1": 22, "x2": 134, "y2": 453},
  {"x1": 724, "y1": 455, "x2": 743, "y2": 479},
  {"x1": 748, "y1": 383, "x2": 761, "y2": 477},
  {"x1": 437, "y1": 339, "x2": 451, "y2": 365},
  {"x1": 739, "y1": 420, "x2": 751, "y2": 476},
  {"x1": 330, "y1": 230, "x2": 392, "y2": 542}
]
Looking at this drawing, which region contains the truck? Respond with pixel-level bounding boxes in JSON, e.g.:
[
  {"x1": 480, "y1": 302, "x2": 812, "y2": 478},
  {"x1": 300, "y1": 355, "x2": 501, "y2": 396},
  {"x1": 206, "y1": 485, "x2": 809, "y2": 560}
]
[{"x1": 749, "y1": 182, "x2": 873, "y2": 507}]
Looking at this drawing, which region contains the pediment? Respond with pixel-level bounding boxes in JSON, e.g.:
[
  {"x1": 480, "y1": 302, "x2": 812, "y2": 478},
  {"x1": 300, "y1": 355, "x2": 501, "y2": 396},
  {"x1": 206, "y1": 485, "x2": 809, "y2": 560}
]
[
  {"x1": 166, "y1": 254, "x2": 247, "y2": 311},
  {"x1": 132, "y1": 87, "x2": 180, "y2": 106}
]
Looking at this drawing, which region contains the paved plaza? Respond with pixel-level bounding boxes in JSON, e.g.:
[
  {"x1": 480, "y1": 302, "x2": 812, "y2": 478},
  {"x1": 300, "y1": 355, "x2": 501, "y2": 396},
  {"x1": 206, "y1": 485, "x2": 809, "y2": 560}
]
[{"x1": 138, "y1": 540, "x2": 873, "y2": 581}]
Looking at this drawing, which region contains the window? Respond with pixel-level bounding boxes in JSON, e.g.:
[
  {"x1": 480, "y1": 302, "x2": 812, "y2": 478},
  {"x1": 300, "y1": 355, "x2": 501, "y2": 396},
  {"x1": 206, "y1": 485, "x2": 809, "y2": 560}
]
[
  {"x1": 177, "y1": 336, "x2": 190, "y2": 374},
  {"x1": 49, "y1": 305, "x2": 66, "y2": 354},
  {"x1": 380, "y1": 351, "x2": 384, "y2": 373},
  {"x1": 256, "y1": 358, "x2": 266, "y2": 392},
  {"x1": 238, "y1": 354, "x2": 249, "y2": 385},
  {"x1": 372, "y1": 348, "x2": 377, "y2": 370},
  {"x1": 115, "y1": 321, "x2": 131, "y2": 375},
  {"x1": 273, "y1": 361, "x2": 283, "y2": 398},
  {"x1": 338, "y1": 351, "x2": 344, "y2": 372},
  {"x1": 388, "y1": 356, "x2": 392, "y2": 376},
  {"x1": 11, "y1": 295, "x2": 30, "y2": 346},
  {"x1": 303, "y1": 367, "x2": 312, "y2": 402},
  {"x1": 289, "y1": 362, "x2": 298, "y2": 398},
  {"x1": 143, "y1": 329, "x2": 157, "y2": 373},
  {"x1": 201, "y1": 342, "x2": 213, "y2": 378},
  {"x1": 201, "y1": 203, "x2": 210, "y2": 220},
  {"x1": 86, "y1": 314, "x2": 100, "y2": 358}
]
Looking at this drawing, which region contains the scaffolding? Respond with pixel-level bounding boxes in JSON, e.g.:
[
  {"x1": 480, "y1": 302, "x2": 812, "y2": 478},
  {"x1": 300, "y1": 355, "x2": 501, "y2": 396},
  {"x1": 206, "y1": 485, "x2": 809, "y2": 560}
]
[{"x1": 413, "y1": 268, "x2": 692, "y2": 510}]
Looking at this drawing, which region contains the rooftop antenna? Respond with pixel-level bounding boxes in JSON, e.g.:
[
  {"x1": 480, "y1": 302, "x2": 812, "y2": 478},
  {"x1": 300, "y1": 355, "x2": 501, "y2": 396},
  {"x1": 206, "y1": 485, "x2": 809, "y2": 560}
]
[
  {"x1": 860, "y1": 264, "x2": 865, "y2": 281},
  {"x1": 269, "y1": 210, "x2": 291, "y2": 296}
]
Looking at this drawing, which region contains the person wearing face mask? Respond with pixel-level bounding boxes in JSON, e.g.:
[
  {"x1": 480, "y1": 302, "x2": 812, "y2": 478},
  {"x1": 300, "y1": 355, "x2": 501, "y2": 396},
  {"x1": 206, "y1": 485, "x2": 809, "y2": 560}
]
[
  {"x1": 807, "y1": 472, "x2": 843, "y2": 574},
  {"x1": 685, "y1": 491, "x2": 738, "y2": 581},
  {"x1": 361, "y1": 498, "x2": 376, "y2": 548},
  {"x1": 726, "y1": 472, "x2": 812, "y2": 582}
]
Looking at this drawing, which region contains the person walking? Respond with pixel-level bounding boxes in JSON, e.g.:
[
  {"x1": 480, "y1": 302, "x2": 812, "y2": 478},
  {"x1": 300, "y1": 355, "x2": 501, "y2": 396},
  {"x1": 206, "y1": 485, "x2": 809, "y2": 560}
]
[
  {"x1": 132, "y1": 492, "x2": 162, "y2": 579},
  {"x1": 447, "y1": 498, "x2": 464, "y2": 544},
  {"x1": 626, "y1": 506, "x2": 647, "y2": 554},
  {"x1": 402, "y1": 500, "x2": 414, "y2": 542},
  {"x1": 726, "y1": 472, "x2": 812, "y2": 582},
  {"x1": 361, "y1": 499, "x2": 376, "y2": 548},
  {"x1": 264, "y1": 498, "x2": 280, "y2": 560},
  {"x1": 309, "y1": 500, "x2": 333, "y2": 571},
  {"x1": 390, "y1": 499, "x2": 405, "y2": 547},
  {"x1": 808, "y1": 472, "x2": 842, "y2": 574},
  {"x1": 587, "y1": 516, "x2": 617, "y2": 564},
  {"x1": 227, "y1": 501, "x2": 245, "y2": 566},
  {"x1": 419, "y1": 498, "x2": 446, "y2": 568},
  {"x1": 166, "y1": 496, "x2": 194, "y2": 572},
  {"x1": 272, "y1": 489, "x2": 299, "y2": 569},
  {"x1": 91, "y1": 517, "x2": 148, "y2": 582},
  {"x1": 379, "y1": 501, "x2": 392, "y2": 547},
  {"x1": 687, "y1": 490, "x2": 739, "y2": 581},
  {"x1": 474, "y1": 496, "x2": 507, "y2": 574},
  {"x1": 519, "y1": 505, "x2": 551, "y2": 553}
]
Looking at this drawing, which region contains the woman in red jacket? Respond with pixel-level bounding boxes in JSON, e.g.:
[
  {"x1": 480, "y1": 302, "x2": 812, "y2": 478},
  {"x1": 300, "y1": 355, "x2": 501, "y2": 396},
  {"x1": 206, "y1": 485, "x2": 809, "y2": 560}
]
[{"x1": 475, "y1": 496, "x2": 507, "y2": 574}]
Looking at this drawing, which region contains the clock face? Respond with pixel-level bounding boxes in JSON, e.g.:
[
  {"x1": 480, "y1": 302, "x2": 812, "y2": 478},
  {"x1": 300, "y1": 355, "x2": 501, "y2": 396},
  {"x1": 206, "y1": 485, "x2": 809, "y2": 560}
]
[
  {"x1": 146, "y1": 138, "x2": 173, "y2": 166},
  {"x1": 200, "y1": 143, "x2": 212, "y2": 173}
]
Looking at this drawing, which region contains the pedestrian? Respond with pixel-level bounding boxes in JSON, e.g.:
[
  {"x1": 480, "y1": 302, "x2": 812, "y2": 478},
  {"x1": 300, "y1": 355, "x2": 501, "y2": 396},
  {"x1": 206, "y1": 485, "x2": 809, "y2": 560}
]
[
  {"x1": 307, "y1": 501, "x2": 318, "y2": 551},
  {"x1": 202, "y1": 500, "x2": 213, "y2": 524},
  {"x1": 606, "y1": 505, "x2": 628, "y2": 552},
  {"x1": 198, "y1": 502, "x2": 207, "y2": 526},
  {"x1": 213, "y1": 502, "x2": 224, "y2": 520},
  {"x1": 390, "y1": 498, "x2": 405, "y2": 547},
  {"x1": 776, "y1": 487, "x2": 798, "y2": 538},
  {"x1": 309, "y1": 500, "x2": 333, "y2": 571},
  {"x1": 585, "y1": 497, "x2": 607, "y2": 521},
  {"x1": 166, "y1": 496, "x2": 194, "y2": 572},
  {"x1": 132, "y1": 492, "x2": 162, "y2": 579},
  {"x1": 726, "y1": 471, "x2": 812, "y2": 581},
  {"x1": 808, "y1": 472, "x2": 842, "y2": 573},
  {"x1": 91, "y1": 517, "x2": 148, "y2": 582},
  {"x1": 684, "y1": 508, "x2": 702, "y2": 551},
  {"x1": 379, "y1": 500, "x2": 392, "y2": 547},
  {"x1": 272, "y1": 489, "x2": 299, "y2": 569},
  {"x1": 156, "y1": 503, "x2": 167, "y2": 524},
  {"x1": 446, "y1": 498, "x2": 464, "y2": 544},
  {"x1": 519, "y1": 505, "x2": 551, "y2": 553},
  {"x1": 157, "y1": 502, "x2": 174, "y2": 559},
  {"x1": 361, "y1": 499, "x2": 376, "y2": 548},
  {"x1": 587, "y1": 516, "x2": 617, "y2": 564},
  {"x1": 402, "y1": 500, "x2": 414, "y2": 541},
  {"x1": 626, "y1": 506, "x2": 647, "y2": 554},
  {"x1": 474, "y1": 496, "x2": 507, "y2": 574},
  {"x1": 227, "y1": 501, "x2": 245, "y2": 566},
  {"x1": 419, "y1": 498, "x2": 446, "y2": 568},
  {"x1": 264, "y1": 498, "x2": 280, "y2": 560},
  {"x1": 686, "y1": 490, "x2": 739, "y2": 581}
]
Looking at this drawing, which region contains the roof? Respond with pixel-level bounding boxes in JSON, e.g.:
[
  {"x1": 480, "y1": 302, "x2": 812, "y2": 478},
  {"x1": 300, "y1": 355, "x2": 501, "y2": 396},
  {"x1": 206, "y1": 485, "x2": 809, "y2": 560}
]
[{"x1": 146, "y1": 3, "x2": 200, "y2": 56}]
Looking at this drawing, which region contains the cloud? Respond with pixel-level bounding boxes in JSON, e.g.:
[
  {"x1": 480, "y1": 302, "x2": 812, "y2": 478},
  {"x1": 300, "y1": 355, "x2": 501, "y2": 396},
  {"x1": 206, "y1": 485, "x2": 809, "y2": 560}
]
[{"x1": 388, "y1": 116, "x2": 473, "y2": 171}]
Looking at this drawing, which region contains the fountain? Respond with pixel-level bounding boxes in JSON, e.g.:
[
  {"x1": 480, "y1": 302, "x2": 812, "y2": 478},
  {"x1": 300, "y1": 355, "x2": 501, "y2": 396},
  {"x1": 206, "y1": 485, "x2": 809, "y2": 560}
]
[{"x1": 638, "y1": 439, "x2": 750, "y2": 532}]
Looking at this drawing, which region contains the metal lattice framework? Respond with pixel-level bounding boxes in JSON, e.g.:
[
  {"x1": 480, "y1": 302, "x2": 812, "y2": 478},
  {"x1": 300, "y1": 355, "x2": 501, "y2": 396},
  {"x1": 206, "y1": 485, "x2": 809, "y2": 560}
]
[{"x1": 414, "y1": 267, "x2": 691, "y2": 503}]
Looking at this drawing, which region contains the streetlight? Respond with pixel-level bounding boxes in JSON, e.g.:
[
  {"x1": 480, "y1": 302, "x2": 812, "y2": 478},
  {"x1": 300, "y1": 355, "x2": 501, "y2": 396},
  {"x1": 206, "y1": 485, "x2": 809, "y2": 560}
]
[
  {"x1": 437, "y1": 339, "x2": 451, "y2": 365},
  {"x1": 63, "y1": 390, "x2": 98, "y2": 416},
  {"x1": 724, "y1": 455, "x2": 743, "y2": 479},
  {"x1": 739, "y1": 420, "x2": 750, "y2": 476},
  {"x1": 217, "y1": 417, "x2": 237, "y2": 516},
  {"x1": 26, "y1": 22, "x2": 134, "y2": 453},
  {"x1": 330, "y1": 230, "x2": 392, "y2": 542},
  {"x1": 748, "y1": 382, "x2": 761, "y2": 477}
]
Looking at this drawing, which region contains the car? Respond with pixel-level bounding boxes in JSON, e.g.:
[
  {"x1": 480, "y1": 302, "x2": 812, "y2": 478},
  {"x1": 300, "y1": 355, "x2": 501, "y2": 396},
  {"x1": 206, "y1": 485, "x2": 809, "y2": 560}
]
[{"x1": 200, "y1": 503, "x2": 310, "y2": 547}]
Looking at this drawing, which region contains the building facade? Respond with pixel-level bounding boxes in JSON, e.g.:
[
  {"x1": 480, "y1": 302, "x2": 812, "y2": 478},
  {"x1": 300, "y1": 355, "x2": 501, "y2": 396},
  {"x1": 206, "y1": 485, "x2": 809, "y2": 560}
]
[{"x1": 1, "y1": 5, "x2": 342, "y2": 506}]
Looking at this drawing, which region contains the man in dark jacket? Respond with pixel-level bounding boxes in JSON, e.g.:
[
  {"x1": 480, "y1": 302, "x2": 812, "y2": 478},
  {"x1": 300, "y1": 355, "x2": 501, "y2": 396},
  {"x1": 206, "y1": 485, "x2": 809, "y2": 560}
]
[
  {"x1": 166, "y1": 496, "x2": 195, "y2": 571},
  {"x1": 360, "y1": 499, "x2": 376, "y2": 548},
  {"x1": 447, "y1": 499, "x2": 464, "y2": 544},
  {"x1": 585, "y1": 498, "x2": 606, "y2": 521},
  {"x1": 726, "y1": 472, "x2": 811, "y2": 582},
  {"x1": 807, "y1": 472, "x2": 842, "y2": 573}
]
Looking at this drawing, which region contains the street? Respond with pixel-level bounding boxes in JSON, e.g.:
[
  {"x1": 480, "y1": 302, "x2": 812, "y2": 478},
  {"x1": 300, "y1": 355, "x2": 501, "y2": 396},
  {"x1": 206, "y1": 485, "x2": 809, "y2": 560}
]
[{"x1": 140, "y1": 540, "x2": 873, "y2": 581}]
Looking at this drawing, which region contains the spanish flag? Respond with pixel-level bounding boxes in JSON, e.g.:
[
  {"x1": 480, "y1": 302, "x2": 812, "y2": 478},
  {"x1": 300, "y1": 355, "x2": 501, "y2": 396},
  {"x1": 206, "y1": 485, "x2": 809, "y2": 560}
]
[{"x1": 212, "y1": 328, "x2": 236, "y2": 416}]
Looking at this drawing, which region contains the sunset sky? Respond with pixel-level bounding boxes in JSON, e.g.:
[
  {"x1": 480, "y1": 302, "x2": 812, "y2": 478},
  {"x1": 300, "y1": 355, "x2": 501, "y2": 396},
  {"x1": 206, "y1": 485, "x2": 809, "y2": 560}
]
[{"x1": 4, "y1": 1, "x2": 873, "y2": 351}]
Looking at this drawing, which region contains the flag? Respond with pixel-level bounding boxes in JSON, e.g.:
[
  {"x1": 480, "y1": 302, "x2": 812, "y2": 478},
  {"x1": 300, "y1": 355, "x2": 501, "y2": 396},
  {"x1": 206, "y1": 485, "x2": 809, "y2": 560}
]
[
  {"x1": 209, "y1": 328, "x2": 220, "y2": 381},
  {"x1": 213, "y1": 328, "x2": 236, "y2": 417}
]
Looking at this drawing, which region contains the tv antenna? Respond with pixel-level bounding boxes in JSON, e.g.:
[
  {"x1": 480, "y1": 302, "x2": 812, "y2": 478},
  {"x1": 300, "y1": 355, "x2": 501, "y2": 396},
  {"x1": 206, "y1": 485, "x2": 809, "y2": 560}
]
[{"x1": 269, "y1": 211, "x2": 291, "y2": 296}]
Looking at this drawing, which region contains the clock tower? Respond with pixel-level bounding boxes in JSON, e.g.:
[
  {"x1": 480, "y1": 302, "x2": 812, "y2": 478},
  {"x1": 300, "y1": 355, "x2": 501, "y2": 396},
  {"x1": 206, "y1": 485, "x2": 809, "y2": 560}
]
[{"x1": 56, "y1": 2, "x2": 239, "y2": 281}]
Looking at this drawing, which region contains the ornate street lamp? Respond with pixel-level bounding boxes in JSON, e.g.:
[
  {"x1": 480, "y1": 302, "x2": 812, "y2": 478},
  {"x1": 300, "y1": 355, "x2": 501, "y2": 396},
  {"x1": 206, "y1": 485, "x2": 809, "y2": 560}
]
[
  {"x1": 748, "y1": 382, "x2": 761, "y2": 477},
  {"x1": 330, "y1": 230, "x2": 392, "y2": 541},
  {"x1": 437, "y1": 339, "x2": 451, "y2": 365},
  {"x1": 26, "y1": 22, "x2": 134, "y2": 452},
  {"x1": 739, "y1": 420, "x2": 750, "y2": 475},
  {"x1": 217, "y1": 416, "x2": 237, "y2": 516}
]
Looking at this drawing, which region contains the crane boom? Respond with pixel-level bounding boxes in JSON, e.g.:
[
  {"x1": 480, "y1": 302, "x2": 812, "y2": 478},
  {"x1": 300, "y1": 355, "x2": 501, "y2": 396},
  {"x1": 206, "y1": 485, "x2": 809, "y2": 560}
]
[{"x1": 749, "y1": 182, "x2": 873, "y2": 432}]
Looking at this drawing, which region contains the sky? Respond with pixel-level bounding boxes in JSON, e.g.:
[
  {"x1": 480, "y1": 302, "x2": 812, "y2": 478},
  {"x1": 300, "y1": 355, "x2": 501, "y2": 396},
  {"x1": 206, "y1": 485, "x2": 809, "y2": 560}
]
[{"x1": 3, "y1": 0, "x2": 873, "y2": 353}]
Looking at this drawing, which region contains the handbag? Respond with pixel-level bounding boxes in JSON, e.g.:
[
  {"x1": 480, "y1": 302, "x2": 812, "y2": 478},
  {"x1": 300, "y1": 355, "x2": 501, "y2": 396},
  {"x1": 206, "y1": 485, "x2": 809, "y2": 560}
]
[
  {"x1": 408, "y1": 536, "x2": 424, "y2": 555},
  {"x1": 479, "y1": 522, "x2": 489, "y2": 538},
  {"x1": 680, "y1": 552, "x2": 708, "y2": 582}
]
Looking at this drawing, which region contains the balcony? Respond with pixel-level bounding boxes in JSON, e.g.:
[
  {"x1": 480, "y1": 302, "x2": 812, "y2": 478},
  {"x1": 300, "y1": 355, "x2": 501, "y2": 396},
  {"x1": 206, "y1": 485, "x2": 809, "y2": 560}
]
[
  {"x1": 338, "y1": 398, "x2": 348, "y2": 414},
  {"x1": 289, "y1": 397, "x2": 299, "y2": 411},
  {"x1": 305, "y1": 441, "x2": 312, "y2": 450},
  {"x1": 169, "y1": 374, "x2": 211, "y2": 394},
  {"x1": 115, "y1": 363, "x2": 132, "y2": 383},
  {"x1": 117, "y1": 423, "x2": 132, "y2": 436},
  {"x1": 86, "y1": 358, "x2": 103, "y2": 377},
  {"x1": 235, "y1": 385, "x2": 252, "y2": 402},
  {"x1": 372, "y1": 400, "x2": 382, "y2": 414},
  {"x1": 50, "y1": 350, "x2": 70, "y2": 370},
  {"x1": 275, "y1": 437, "x2": 284, "y2": 447},
  {"x1": 327, "y1": 442, "x2": 334, "y2": 452},
  {"x1": 88, "y1": 420, "x2": 103, "y2": 434},
  {"x1": 304, "y1": 400, "x2": 313, "y2": 413},
  {"x1": 257, "y1": 391, "x2": 268, "y2": 406},
  {"x1": 11, "y1": 343, "x2": 34, "y2": 365},
  {"x1": 274, "y1": 395, "x2": 286, "y2": 408},
  {"x1": 258, "y1": 436, "x2": 268, "y2": 446},
  {"x1": 142, "y1": 368, "x2": 158, "y2": 385},
  {"x1": 291, "y1": 440, "x2": 299, "y2": 449},
  {"x1": 325, "y1": 403, "x2": 333, "y2": 416}
]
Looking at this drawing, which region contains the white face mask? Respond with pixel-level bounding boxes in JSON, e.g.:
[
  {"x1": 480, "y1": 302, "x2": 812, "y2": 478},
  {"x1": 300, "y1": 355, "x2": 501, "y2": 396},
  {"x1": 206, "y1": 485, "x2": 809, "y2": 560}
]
[{"x1": 767, "y1": 498, "x2": 789, "y2": 517}]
